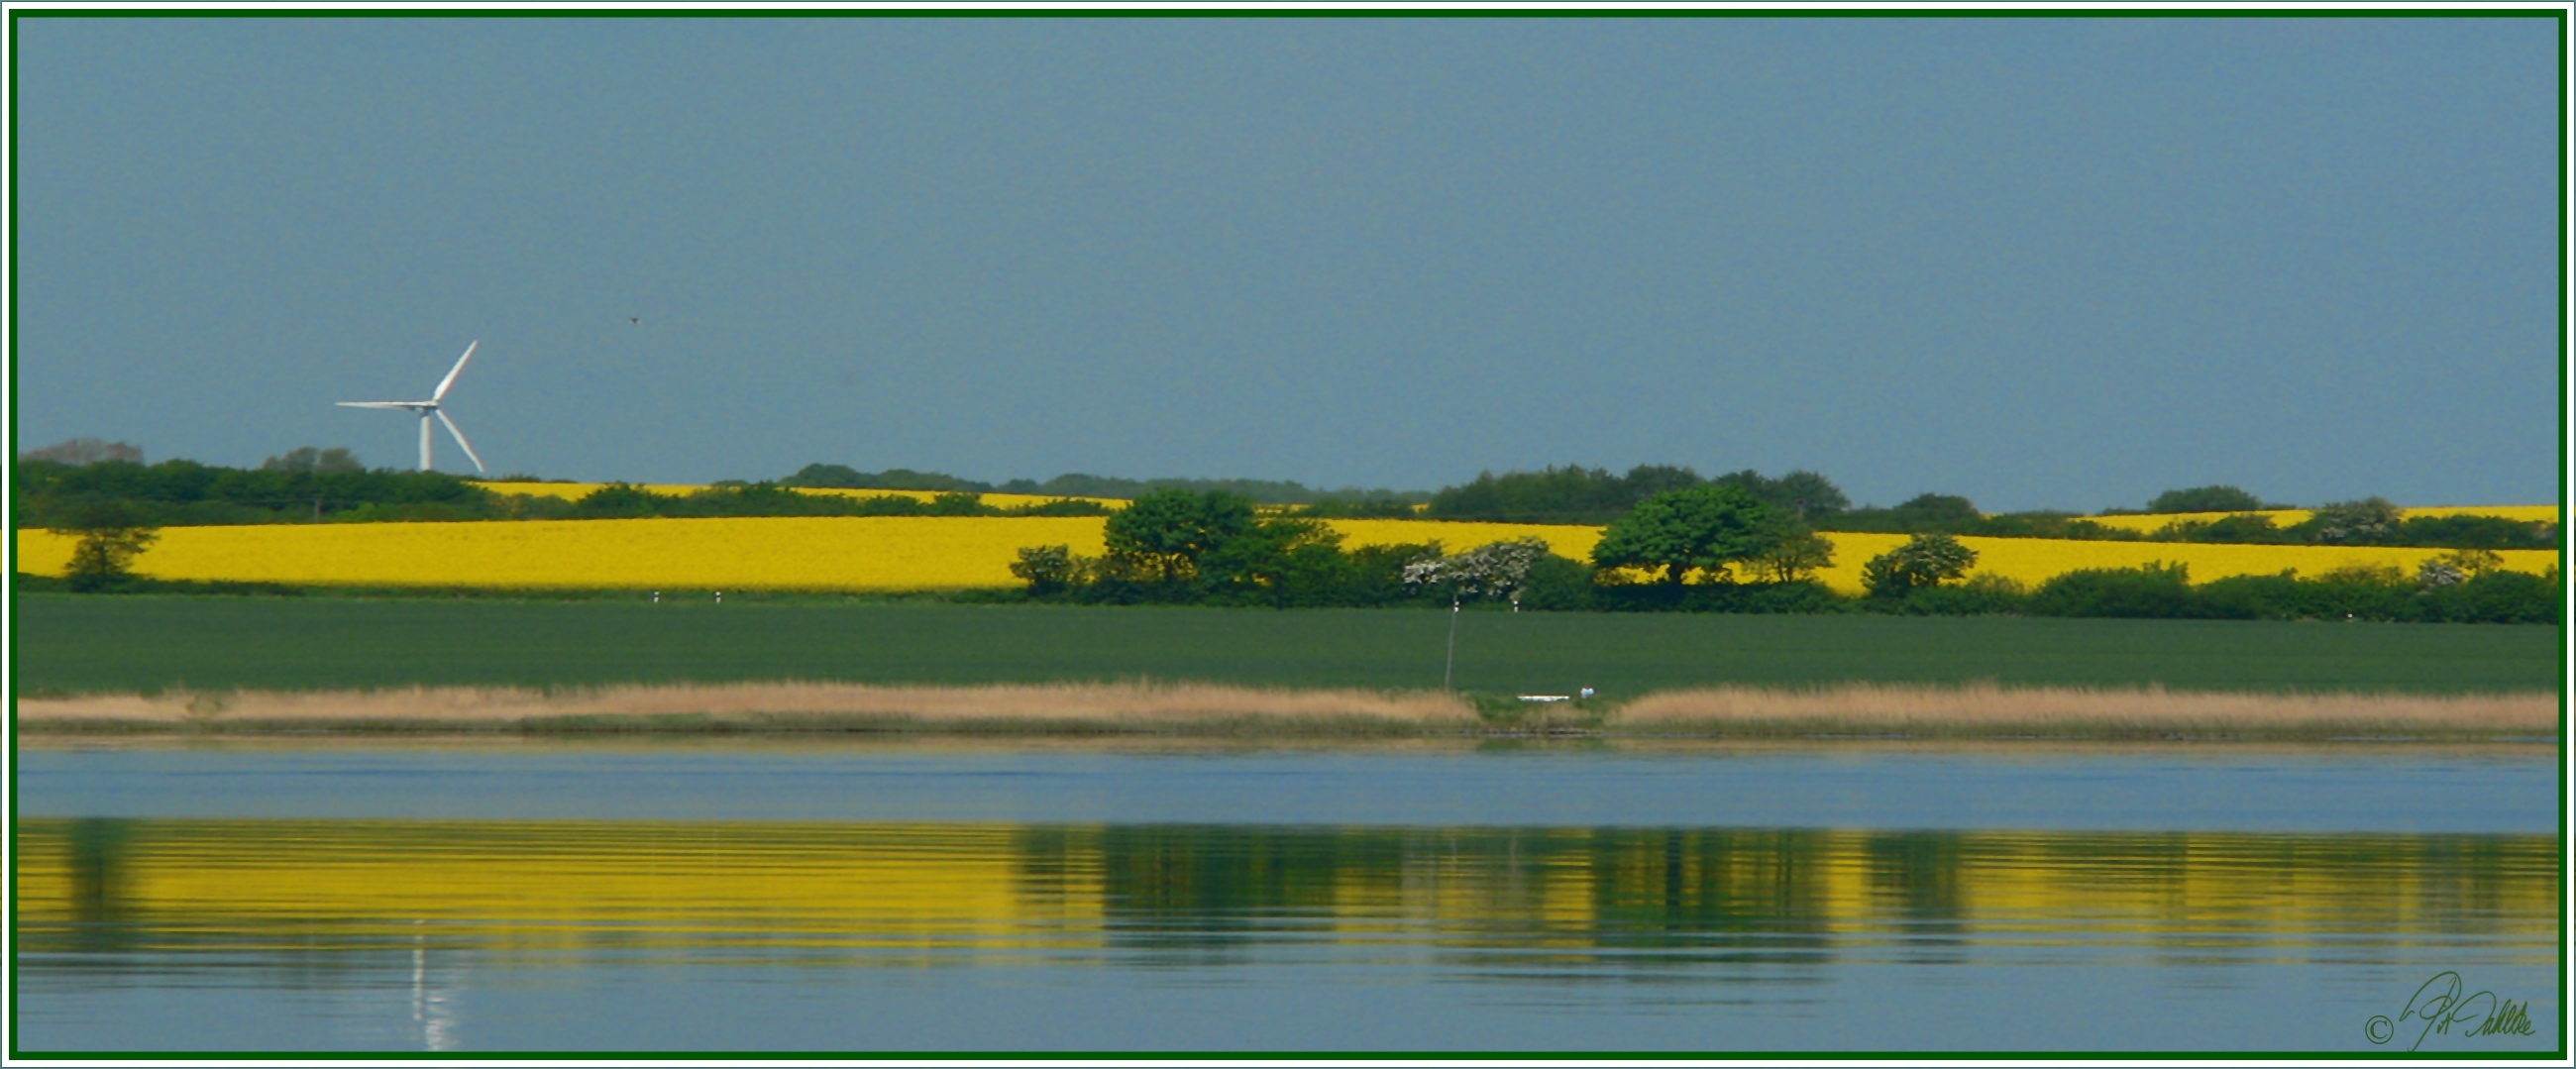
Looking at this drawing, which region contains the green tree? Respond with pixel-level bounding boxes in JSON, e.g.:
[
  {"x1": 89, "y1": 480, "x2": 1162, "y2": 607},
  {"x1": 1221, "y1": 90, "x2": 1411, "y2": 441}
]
[
  {"x1": 1747, "y1": 528, "x2": 1837, "y2": 584},
  {"x1": 261, "y1": 446, "x2": 364, "y2": 474},
  {"x1": 1861, "y1": 533, "x2": 1978, "y2": 598},
  {"x1": 2303, "y1": 497, "x2": 2404, "y2": 542},
  {"x1": 2145, "y1": 484, "x2": 2272, "y2": 514},
  {"x1": 1009, "y1": 544, "x2": 1081, "y2": 595},
  {"x1": 1198, "y1": 514, "x2": 1345, "y2": 601},
  {"x1": 51, "y1": 500, "x2": 160, "y2": 592},
  {"x1": 1589, "y1": 484, "x2": 1785, "y2": 588},
  {"x1": 1102, "y1": 489, "x2": 1257, "y2": 582},
  {"x1": 19, "y1": 437, "x2": 143, "y2": 466},
  {"x1": 1713, "y1": 469, "x2": 1851, "y2": 519}
]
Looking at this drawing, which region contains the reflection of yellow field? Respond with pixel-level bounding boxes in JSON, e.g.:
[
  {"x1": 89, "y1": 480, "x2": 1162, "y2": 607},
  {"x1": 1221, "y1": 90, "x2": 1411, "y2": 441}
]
[
  {"x1": 473, "y1": 481, "x2": 1123, "y2": 511},
  {"x1": 14, "y1": 516, "x2": 2557, "y2": 594},
  {"x1": 16, "y1": 820, "x2": 1094, "y2": 955},
  {"x1": 18, "y1": 820, "x2": 2554, "y2": 957},
  {"x1": 2082, "y1": 504, "x2": 2557, "y2": 533}
]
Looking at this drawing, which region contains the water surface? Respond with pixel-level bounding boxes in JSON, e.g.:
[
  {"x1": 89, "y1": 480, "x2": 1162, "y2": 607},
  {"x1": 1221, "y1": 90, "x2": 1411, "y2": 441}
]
[{"x1": 14, "y1": 741, "x2": 2560, "y2": 1053}]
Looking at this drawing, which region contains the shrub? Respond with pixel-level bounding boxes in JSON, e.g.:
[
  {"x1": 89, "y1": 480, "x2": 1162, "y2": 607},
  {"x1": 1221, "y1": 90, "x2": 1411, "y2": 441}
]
[
  {"x1": 1860, "y1": 533, "x2": 1978, "y2": 597},
  {"x1": 2145, "y1": 485, "x2": 2272, "y2": 513},
  {"x1": 2026, "y1": 562, "x2": 2200, "y2": 618},
  {"x1": 1009, "y1": 545, "x2": 1080, "y2": 595},
  {"x1": 50, "y1": 499, "x2": 160, "y2": 592},
  {"x1": 1874, "y1": 574, "x2": 2029, "y2": 616}
]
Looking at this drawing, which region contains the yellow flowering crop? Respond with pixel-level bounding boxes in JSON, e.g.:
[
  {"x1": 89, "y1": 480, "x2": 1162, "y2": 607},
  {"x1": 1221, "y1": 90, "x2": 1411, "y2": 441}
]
[
  {"x1": 17, "y1": 517, "x2": 1112, "y2": 591},
  {"x1": 15, "y1": 514, "x2": 2555, "y2": 595},
  {"x1": 2082, "y1": 504, "x2": 2557, "y2": 533},
  {"x1": 471, "y1": 481, "x2": 1122, "y2": 511},
  {"x1": 1323, "y1": 519, "x2": 1600, "y2": 560},
  {"x1": 1801, "y1": 533, "x2": 2555, "y2": 596}
]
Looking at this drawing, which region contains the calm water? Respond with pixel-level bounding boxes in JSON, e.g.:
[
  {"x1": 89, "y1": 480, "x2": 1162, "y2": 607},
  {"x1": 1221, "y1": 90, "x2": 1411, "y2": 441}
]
[{"x1": 14, "y1": 741, "x2": 2562, "y2": 1053}]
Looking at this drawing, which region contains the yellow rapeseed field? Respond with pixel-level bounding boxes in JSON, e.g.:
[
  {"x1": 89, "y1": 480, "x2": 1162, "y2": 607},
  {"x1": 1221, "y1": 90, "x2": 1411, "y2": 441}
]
[
  {"x1": 2081, "y1": 504, "x2": 2557, "y2": 533},
  {"x1": 16, "y1": 513, "x2": 2556, "y2": 594},
  {"x1": 472, "y1": 481, "x2": 1123, "y2": 511},
  {"x1": 17, "y1": 517, "x2": 1111, "y2": 591}
]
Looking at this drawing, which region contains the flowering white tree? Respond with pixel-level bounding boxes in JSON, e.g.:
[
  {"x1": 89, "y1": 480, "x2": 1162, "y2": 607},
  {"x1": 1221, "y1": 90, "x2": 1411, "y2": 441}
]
[
  {"x1": 1404, "y1": 537, "x2": 1552, "y2": 691},
  {"x1": 1404, "y1": 536, "x2": 1548, "y2": 603}
]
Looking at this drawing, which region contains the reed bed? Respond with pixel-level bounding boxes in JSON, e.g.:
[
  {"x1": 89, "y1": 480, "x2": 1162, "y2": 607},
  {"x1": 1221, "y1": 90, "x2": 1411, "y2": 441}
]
[
  {"x1": 1616, "y1": 683, "x2": 2557, "y2": 741},
  {"x1": 15, "y1": 681, "x2": 1484, "y2": 737},
  {"x1": 14, "y1": 680, "x2": 2555, "y2": 741}
]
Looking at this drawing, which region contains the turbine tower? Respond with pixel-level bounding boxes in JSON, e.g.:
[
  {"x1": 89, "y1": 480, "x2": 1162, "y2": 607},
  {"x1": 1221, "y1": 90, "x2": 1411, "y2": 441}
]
[{"x1": 339, "y1": 341, "x2": 486, "y2": 474}]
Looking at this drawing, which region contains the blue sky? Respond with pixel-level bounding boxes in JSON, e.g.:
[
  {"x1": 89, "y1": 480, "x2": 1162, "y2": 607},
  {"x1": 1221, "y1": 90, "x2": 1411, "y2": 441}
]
[{"x1": 12, "y1": 14, "x2": 2562, "y2": 510}]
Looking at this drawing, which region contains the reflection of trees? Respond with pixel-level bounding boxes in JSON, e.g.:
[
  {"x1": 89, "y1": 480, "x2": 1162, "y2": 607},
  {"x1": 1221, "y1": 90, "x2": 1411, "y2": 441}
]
[
  {"x1": 21, "y1": 819, "x2": 2559, "y2": 982},
  {"x1": 1863, "y1": 832, "x2": 1971, "y2": 962},
  {"x1": 63, "y1": 818, "x2": 137, "y2": 955},
  {"x1": 1584, "y1": 829, "x2": 1836, "y2": 963},
  {"x1": 1035, "y1": 825, "x2": 1850, "y2": 970}
]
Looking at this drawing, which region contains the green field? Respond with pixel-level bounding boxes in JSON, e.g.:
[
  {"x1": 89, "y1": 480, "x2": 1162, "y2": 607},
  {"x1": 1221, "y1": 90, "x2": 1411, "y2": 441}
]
[{"x1": 11, "y1": 593, "x2": 2561, "y2": 696}]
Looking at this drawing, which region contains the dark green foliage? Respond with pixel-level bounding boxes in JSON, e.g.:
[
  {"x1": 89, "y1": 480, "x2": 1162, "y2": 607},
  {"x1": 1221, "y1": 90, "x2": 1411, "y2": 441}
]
[
  {"x1": 1712, "y1": 469, "x2": 1851, "y2": 520},
  {"x1": 2300, "y1": 497, "x2": 2405, "y2": 542},
  {"x1": 560, "y1": 481, "x2": 1111, "y2": 520},
  {"x1": 16, "y1": 458, "x2": 499, "y2": 527},
  {"x1": 780, "y1": 464, "x2": 997, "y2": 492},
  {"x1": 1589, "y1": 484, "x2": 1788, "y2": 587},
  {"x1": 2417, "y1": 570, "x2": 2560, "y2": 624},
  {"x1": 17, "y1": 595, "x2": 2555, "y2": 697},
  {"x1": 1427, "y1": 466, "x2": 1852, "y2": 525},
  {"x1": 1991, "y1": 563, "x2": 2566, "y2": 625},
  {"x1": 1102, "y1": 489, "x2": 1258, "y2": 582},
  {"x1": 1028, "y1": 492, "x2": 1442, "y2": 608},
  {"x1": 261, "y1": 447, "x2": 365, "y2": 474},
  {"x1": 1008, "y1": 545, "x2": 1080, "y2": 595},
  {"x1": 995, "y1": 473, "x2": 1426, "y2": 505},
  {"x1": 1514, "y1": 553, "x2": 1602, "y2": 611},
  {"x1": 2027, "y1": 562, "x2": 2202, "y2": 619},
  {"x1": 1285, "y1": 495, "x2": 1423, "y2": 518},
  {"x1": 2279, "y1": 511, "x2": 2555, "y2": 550},
  {"x1": 1860, "y1": 533, "x2": 1979, "y2": 598},
  {"x1": 1746, "y1": 528, "x2": 1837, "y2": 584},
  {"x1": 1196, "y1": 515, "x2": 1348, "y2": 606},
  {"x1": 1591, "y1": 580, "x2": 1844, "y2": 614},
  {"x1": 1427, "y1": 465, "x2": 1656, "y2": 523},
  {"x1": 2146, "y1": 485, "x2": 2277, "y2": 513},
  {"x1": 18, "y1": 437, "x2": 144, "y2": 465},
  {"x1": 2163, "y1": 513, "x2": 2291, "y2": 544},
  {"x1": 1828, "y1": 493, "x2": 1986, "y2": 534},
  {"x1": 48, "y1": 499, "x2": 160, "y2": 592},
  {"x1": 1869, "y1": 575, "x2": 2029, "y2": 616}
]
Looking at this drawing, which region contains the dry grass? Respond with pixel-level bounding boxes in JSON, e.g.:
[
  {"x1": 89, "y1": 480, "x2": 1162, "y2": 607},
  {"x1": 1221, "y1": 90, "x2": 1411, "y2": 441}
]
[
  {"x1": 1616, "y1": 683, "x2": 2557, "y2": 740},
  {"x1": 14, "y1": 680, "x2": 2556, "y2": 741},
  {"x1": 14, "y1": 681, "x2": 1484, "y2": 737}
]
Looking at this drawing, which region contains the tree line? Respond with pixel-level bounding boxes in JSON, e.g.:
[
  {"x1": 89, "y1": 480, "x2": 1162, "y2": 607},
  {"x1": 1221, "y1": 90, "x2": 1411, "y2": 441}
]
[
  {"x1": 1426, "y1": 468, "x2": 2554, "y2": 549},
  {"x1": 17, "y1": 441, "x2": 2554, "y2": 554},
  {"x1": 783, "y1": 463, "x2": 1427, "y2": 510},
  {"x1": 13, "y1": 457, "x2": 1113, "y2": 528},
  {"x1": 1008, "y1": 487, "x2": 2556, "y2": 624}
]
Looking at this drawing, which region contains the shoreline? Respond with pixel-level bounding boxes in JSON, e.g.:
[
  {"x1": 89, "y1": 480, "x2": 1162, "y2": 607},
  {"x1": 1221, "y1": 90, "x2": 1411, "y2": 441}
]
[{"x1": 13, "y1": 681, "x2": 2558, "y2": 743}]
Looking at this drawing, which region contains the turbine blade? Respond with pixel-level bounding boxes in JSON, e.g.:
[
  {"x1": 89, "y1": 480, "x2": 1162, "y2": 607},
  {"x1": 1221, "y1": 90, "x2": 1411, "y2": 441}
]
[
  {"x1": 435, "y1": 410, "x2": 486, "y2": 474},
  {"x1": 431, "y1": 341, "x2": 478, "y2": 402},
  {"x1": 339, "y1": 401, "x2": 425, "y2": 409}
]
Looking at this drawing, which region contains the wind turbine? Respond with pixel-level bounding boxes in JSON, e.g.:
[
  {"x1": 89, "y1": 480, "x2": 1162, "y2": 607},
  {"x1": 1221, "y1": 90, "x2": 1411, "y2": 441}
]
[{"x1": 339, "y1": 341, "x2": 487, "y2": 474}]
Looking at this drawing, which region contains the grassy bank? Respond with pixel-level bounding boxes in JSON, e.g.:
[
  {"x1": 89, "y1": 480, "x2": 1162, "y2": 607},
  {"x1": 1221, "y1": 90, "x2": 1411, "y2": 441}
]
[
  {"x1": 14, "y1": 593, "x2": 2561, "y2": 698},
  {"x1": 13, "y1": 681, "x2": 2556, "y2": 742}
]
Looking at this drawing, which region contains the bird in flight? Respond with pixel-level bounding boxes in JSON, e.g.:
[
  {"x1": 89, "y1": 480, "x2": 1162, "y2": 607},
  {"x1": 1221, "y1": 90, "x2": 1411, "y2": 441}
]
[{"x1": 628, "y1": 317, "x2": 640, "y2": 325}]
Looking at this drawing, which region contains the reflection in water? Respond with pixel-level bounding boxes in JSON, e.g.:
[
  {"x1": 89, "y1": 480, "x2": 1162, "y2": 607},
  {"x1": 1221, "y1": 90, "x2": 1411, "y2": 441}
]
[{"x1": 15, "y1": 819, "x2": 2559, "y2": 1051}]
